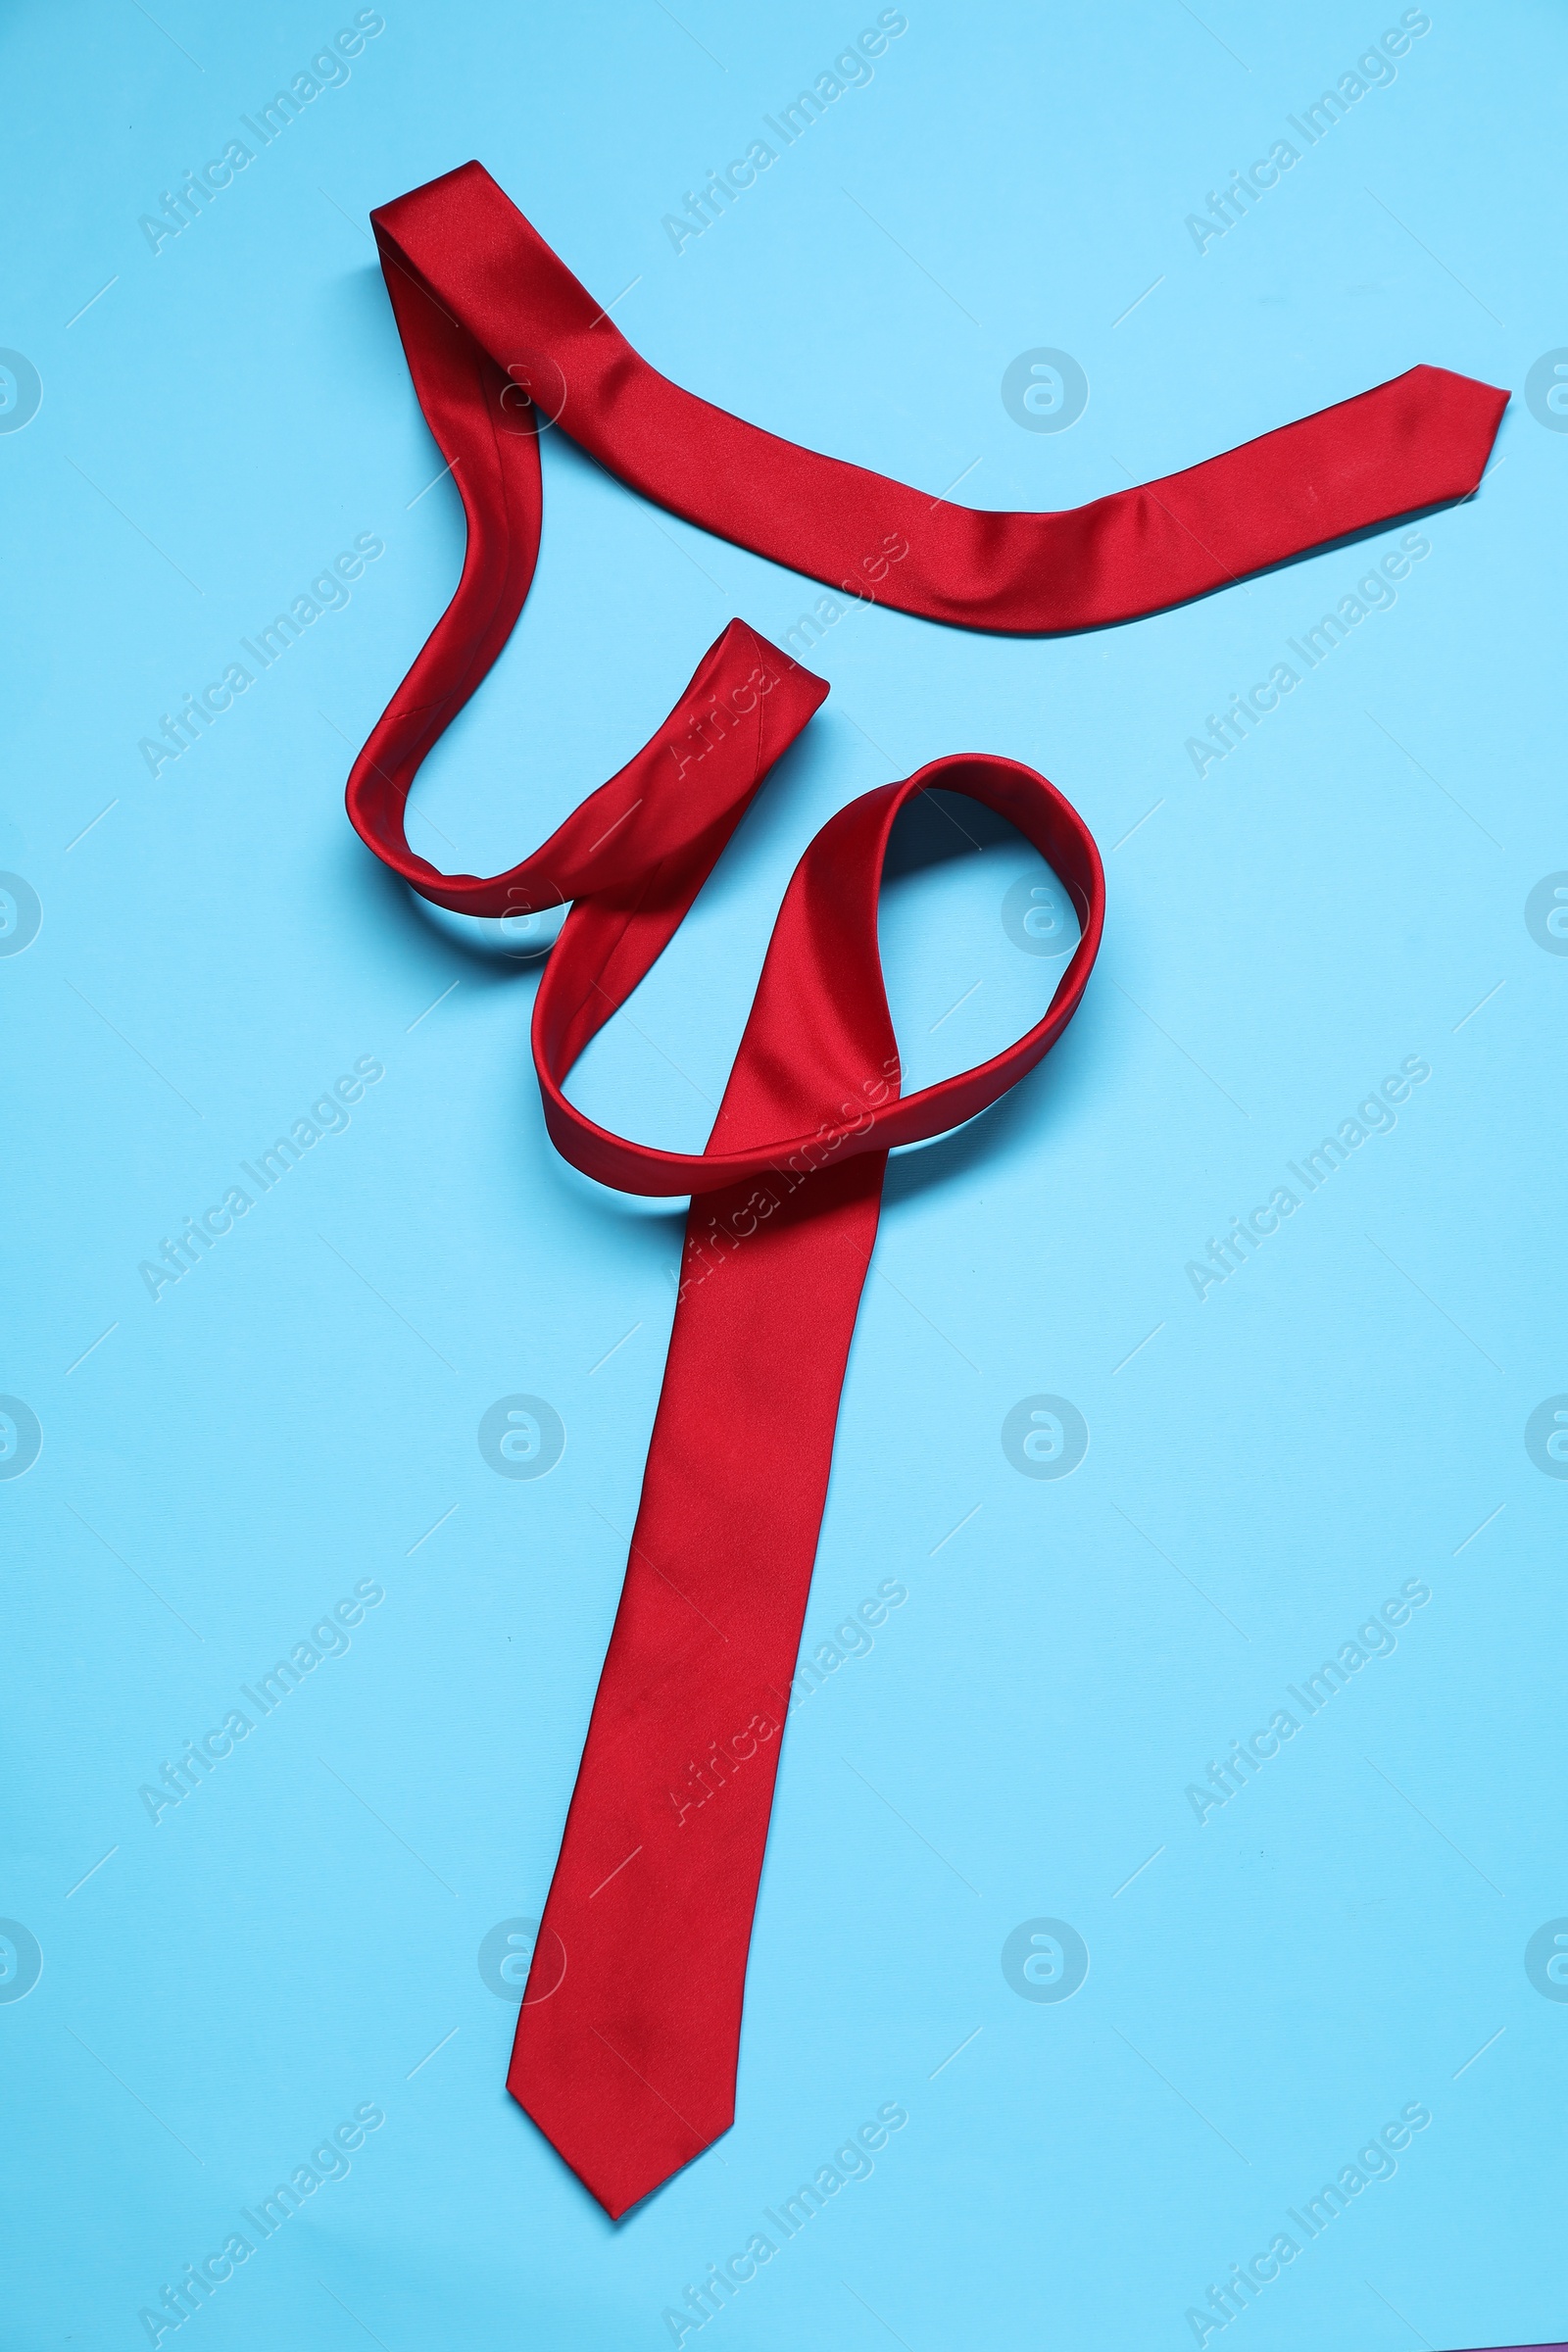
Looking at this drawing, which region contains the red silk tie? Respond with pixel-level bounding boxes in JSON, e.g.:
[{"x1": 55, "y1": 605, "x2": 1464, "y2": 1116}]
[{"x1": 348, "y1": 161, "x2": 1506, "y2": 2218}]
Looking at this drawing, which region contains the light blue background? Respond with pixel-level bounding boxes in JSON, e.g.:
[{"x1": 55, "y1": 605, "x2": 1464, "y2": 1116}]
[{"x1": 4, "y1": 2, "x2": 1565, "y2": 2346}]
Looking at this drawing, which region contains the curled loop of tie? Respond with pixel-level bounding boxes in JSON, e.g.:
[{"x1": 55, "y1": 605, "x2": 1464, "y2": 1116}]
[{"x1": 353, "y1": 600, "x2": 1104, "y2": 1195}]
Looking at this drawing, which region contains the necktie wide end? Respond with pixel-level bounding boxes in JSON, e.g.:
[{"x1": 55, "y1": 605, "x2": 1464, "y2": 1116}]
[{"x1": 508, "y1": 2053, "x2": 732, "y2": 2222}]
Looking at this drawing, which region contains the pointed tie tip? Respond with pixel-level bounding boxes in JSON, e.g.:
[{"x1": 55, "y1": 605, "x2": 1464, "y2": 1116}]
[
  {"x1": 508, "y1": 2064, "x2": 730, "y2": 2221},
  {"x1": 1409, "y1": 362, "x2": 1510, "y2": 490}
]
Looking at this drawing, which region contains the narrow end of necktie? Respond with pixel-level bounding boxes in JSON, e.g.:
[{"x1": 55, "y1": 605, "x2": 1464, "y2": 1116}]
[{"x1": 1410, "y1": 364, "x2": 1509, "y2": 500}]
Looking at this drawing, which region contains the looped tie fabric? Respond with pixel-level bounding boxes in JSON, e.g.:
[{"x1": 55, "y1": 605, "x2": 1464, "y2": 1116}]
[{"x1": 347, "y1": 159, "x2": 1506, "y2": 2218}]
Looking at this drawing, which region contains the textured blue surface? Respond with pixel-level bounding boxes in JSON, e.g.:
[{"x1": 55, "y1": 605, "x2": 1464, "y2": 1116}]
[{"x1": 4, "y1": 2, "x2": 1565, "y2": 2346}]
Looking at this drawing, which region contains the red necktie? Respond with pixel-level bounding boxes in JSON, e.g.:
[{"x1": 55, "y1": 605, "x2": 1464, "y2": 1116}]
[{"x1": 348, "y1": 161, "x2": 1506, "y2": 2219}]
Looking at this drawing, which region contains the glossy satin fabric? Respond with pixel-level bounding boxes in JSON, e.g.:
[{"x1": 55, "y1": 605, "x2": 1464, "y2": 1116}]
[{"x1": 346, "y1": 160, "x2": 1507, "y2": 2218}]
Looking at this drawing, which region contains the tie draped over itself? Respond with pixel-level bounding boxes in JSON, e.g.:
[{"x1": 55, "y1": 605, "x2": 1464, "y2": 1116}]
[{"x1": 346, "y1": 159, "x2": 1507, "y2": 2219}]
